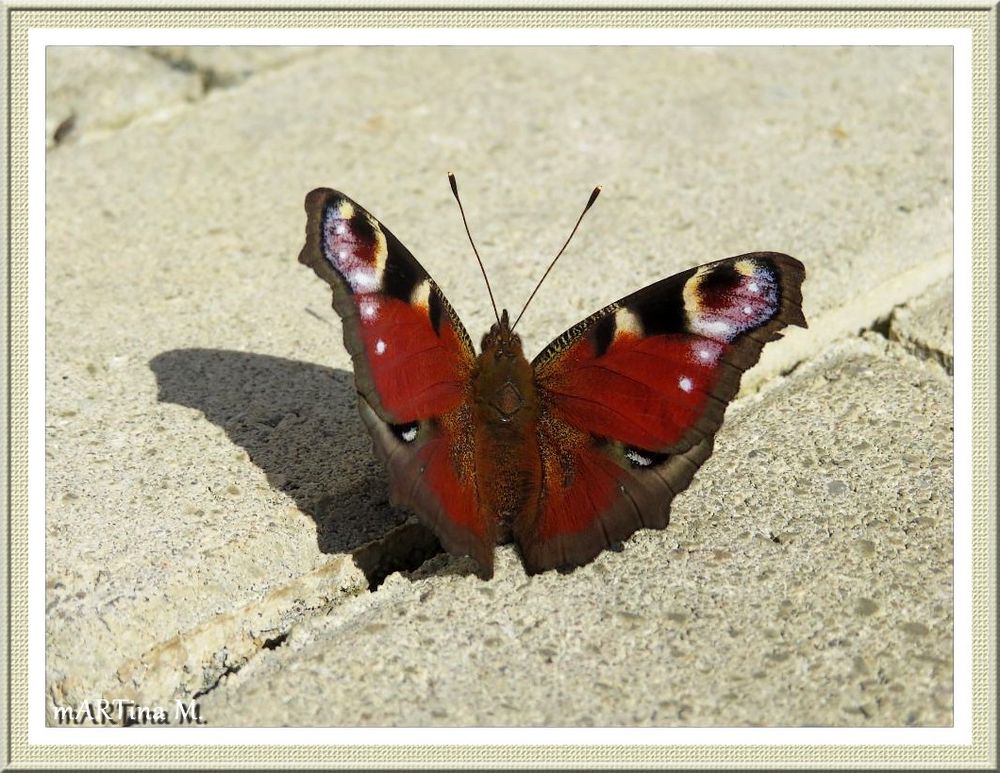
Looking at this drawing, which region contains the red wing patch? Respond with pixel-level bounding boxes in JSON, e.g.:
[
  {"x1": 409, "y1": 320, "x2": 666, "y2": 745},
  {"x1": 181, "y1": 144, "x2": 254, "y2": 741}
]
[
  {"x1": 534, "y1": 253, "x2": 805, "y2": 456},
  {"x1": 535, "y1": 419, "x2": 621, "y2": 541},
  {"x1": 418, "y1": 430, "x2": 484, "y2": 536},
  {"x1": 517, "y1": 410, "x2": 716, "y2": 574},
  {"x1": 539, "y1": 332, "x2": 728, "y2": 452},
  {"x1": 359, "y1": 397, "x2": 494, "y2": 576},
  {"x1": 515, "y1": 414, "x2": 620, "y2": 572},
  {"x1": 352, "y1": 294, "x2": 471, "y2": 422}
]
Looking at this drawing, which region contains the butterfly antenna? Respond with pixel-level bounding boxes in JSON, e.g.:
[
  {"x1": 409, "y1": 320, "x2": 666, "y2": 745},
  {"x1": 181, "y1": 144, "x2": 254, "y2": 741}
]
[
  {"x1": 449, "y1": 172, "x2": 500, "y2": 326},
  {"x1": 511, "y1": 185, "x2": 602, "y2": 332}
]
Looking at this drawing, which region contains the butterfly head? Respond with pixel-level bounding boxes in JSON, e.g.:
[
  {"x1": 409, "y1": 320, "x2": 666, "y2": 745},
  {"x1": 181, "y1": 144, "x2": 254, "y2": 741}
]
[{"x1": 480, "y1": 308, "x2": 525, "y2": 361}]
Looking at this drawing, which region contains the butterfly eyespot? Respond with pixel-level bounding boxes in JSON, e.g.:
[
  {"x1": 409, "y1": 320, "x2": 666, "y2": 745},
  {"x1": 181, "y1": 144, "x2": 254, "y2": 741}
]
[{"x1": 390, "y1": 421, "x2": 420, "y2": 444}]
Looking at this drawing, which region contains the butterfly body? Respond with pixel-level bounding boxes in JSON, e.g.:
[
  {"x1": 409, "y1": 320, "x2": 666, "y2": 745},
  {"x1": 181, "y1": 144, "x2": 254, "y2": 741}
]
[
  {"x1": 299, "y1": 187, "x2": 806, "y2": 579},
  {"x1": 470, "y1": 309, "x2": 542, "y2": 544}
]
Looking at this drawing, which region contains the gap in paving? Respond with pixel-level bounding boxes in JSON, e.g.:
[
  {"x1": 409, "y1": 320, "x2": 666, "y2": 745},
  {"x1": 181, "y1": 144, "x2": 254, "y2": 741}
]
[
  {"x1": 860, "y1": 299, "x2": 953, "y2": 375},
  {"x1": 350, "y1": 521, "x2": 445, "y2": 591},
  {"x1": 143, "y1": 47, "x2": 236, "y2": 93},
  {"x1": 176, "y1": 530, "x2": 445, "y2": 704},
  {"x1": 188, "y1": 631, "x2": 293, "y2": 704}
]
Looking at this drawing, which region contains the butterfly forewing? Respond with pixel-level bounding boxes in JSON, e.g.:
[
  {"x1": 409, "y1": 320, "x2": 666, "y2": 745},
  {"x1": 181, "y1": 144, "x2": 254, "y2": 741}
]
[
  {"x1": 299, "y1": 189, "x2": 476, "y2": 423},
  {"x1": 519, "y1": 253, "x2": 806, "y2": 573}
]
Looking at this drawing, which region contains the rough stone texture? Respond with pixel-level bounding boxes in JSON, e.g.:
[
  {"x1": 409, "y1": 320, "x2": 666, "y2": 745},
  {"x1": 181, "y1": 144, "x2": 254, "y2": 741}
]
[
  {"x1": 889, "y1": 277, "x2": 954, "y2": 374},
  {"x1": 46, "y1": 47, "x2": 202, "y2": 147},
  {"x1": 44, "y1": 46, "x2": 954, "y2": 726},
  {"x1": 142, "y1": 46, "x2": 320, "y2": 89},
  {"x1": 46, "y1": 46, "x2": 320, "y2": 148},
  {"x1": 197, "y1": 337, "x2": 954, "y2": 727}
]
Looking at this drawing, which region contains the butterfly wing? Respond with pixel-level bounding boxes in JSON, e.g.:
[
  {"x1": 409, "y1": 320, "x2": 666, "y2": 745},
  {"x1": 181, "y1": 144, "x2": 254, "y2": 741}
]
[
  {"x1": 299, "y1": 189, "x2": 494, "y2": 574},
  {"x1": 518, "y1": 253, "x2": 806, "y2": 573}
]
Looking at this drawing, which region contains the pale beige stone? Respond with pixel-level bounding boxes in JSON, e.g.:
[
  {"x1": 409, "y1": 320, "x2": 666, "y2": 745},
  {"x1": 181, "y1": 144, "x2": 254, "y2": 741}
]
[{"x1": 44, "y1": 45, "x2": 954, "y2": 727}]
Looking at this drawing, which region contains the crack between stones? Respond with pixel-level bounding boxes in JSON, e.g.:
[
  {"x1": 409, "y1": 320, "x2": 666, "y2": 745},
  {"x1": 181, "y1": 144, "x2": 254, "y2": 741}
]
[
  {"x1": 142, "y1": 48, "x2": 236, "y2": 94},
  {"x1": 140, "y1": 47, "x2": 326, "y2": 98},
  {"x1": 107, "y1": 556, "x2": 367, "y2": 710},
  {"x1": 103, "y1": 523, "x2": 447, "y2": 709},
  {"x1": 181, "y1": 525, "x2": 447, "y2": 703},
  {"x1": 190, "y1": 631, "x2": 290, "y2": 702},
  {"x1": 862, "y1": 303, "x2": 953, "y2": 376},
  {"x1": 887, "y1": 333, "x2": 954, "y2": 375},
  {"x1": 350, "y1": 520, "x2": 444, "y2": 591}
]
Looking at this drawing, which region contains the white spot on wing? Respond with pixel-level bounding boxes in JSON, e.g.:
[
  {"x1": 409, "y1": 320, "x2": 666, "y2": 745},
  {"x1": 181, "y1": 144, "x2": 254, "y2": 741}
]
[
  {"x1": 359, "y1": 299, "x2": 379, "y2": 320},
  {"x1": 679, "y1": 376, "x2": 694, "y2": 393},
  {"x1": 348, "y1": 267, "x2": 380, "y2": 293},
  {"x1": 614, "y1": 308, "x2": 644, "y2": 340},
  {"x1": 334, "y1": 222, "x2": 347, "y2": 235},
  {"x1": 410, "y1": 280, "x2": 432, "y2": 309},
  {"x1": 691, "y1": 318, "x2": 732, "y2": 339},
  {"x1": 748, "y1": 281, "x2": 760, "y2": 293},
  {"x1": 401, "y1": 426, "x2": 418, "y2": 443},
  {"x1": 375, "y1": 339, "x2": 386, "y2": 355},
  {"x1": 743, "y1": 305, "x2": 754, "y2": 315}
]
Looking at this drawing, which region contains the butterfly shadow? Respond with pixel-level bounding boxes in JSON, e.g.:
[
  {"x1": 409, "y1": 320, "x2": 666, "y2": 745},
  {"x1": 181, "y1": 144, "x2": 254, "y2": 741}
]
[{"x1": 149, "y1": 348, "x2": 443, "y2": 587}]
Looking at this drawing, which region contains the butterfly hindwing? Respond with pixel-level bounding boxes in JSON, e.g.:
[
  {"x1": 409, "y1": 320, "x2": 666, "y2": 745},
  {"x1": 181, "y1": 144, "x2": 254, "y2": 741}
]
[
  {"x1": 521, "y1": 414, "x2": 716, "y2": 573},
  {"x1": 357, "y1": 397, "x2": 492, "y2": 574},
  {"x1": 299, "y1": 189, "x2": 494, "y2": 573},
  {"x1": 519, "y1": 253, "x2": 806, "y2": 573}
]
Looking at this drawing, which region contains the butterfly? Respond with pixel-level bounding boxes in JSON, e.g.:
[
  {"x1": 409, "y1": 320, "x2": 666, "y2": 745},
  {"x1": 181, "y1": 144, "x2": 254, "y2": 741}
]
[{"x1": 298, "y1": 177, "x2": 806, "y2": 579}]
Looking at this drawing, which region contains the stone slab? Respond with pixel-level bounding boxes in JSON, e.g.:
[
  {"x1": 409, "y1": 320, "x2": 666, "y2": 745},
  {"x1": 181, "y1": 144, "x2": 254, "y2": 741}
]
[
  {"x1": 43, "y1": 45, "x2": 954, "y2": 721},
  {"x1": 889, "y1": 276, "x2": 954, "y2": 374},
  {"x1": 46, "y1": 47, "x2": 202, "y2": 147},
  {"x1": 198, "y1": 336, "x2": 953, "y2": 727}
]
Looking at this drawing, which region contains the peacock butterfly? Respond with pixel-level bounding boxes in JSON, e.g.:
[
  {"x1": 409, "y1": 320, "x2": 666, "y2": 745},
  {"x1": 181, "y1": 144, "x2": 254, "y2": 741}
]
[{"x1": 298, "y1": 176, "x2": 806, "y2": 579}]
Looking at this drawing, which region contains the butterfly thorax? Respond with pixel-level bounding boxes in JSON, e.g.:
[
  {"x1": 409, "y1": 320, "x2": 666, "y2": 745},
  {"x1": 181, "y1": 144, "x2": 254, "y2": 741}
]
[{"x1": 471, "y1": 310, "x2": 543, "y2": 542}]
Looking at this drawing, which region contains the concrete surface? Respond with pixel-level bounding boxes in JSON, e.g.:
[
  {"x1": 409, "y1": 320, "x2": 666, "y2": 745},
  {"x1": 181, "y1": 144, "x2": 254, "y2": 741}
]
[
  {"x1": 44, "y1": 46, "x2": 954, "y2": 726},
  {"x1": 46, "y1": 46, "x2": 201, "y2": 147},
  {"x1": 198, "y1": 335, "x2": 953, "y2": 727},
  {"x1": 46, "y1": 46, "x2": 321, "y2": 148},
  {"x1": 888, "y1": 276, "x2": 955, "y2": 374}
]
